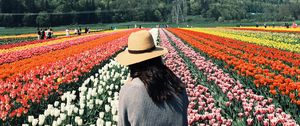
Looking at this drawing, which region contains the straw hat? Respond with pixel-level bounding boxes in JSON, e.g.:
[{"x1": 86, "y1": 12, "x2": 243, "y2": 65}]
[{"x1": 116, "y1": 30, "x2": 168, "y2": 66}]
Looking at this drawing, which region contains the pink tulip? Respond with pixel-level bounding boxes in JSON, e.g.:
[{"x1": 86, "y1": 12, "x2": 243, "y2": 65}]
[
  {"x1": 256, "y1": 114, "x2": 264, "y2": 121},
  {"x1": 247, "y1": 118, "x2": 253, "y2": 125},
  {"x1": 162, "y1": 29, "x2": 298, "y2": 126},
  {"x1": 263, "y1": 119, "x2": 269, "y2": 126},
  {"x1": 238, "y1": 113, "x2": 244, "y2": 118},
  {"x1": 270, "y1": 118, "x2": 278, "y2": 126}
]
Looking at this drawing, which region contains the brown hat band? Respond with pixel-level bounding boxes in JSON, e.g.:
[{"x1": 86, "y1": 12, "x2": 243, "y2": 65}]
[{"x1": 128, "y1": 46, "x2": 156, "y2": 54}]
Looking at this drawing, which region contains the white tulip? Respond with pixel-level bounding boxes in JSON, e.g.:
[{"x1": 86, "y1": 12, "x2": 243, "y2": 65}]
[
  {"x1": 80, "y1": 102, "x2": 85, "y2": 109},
  {"x1": 115, "y1": 85, "x2": 119, "y2": 90},
  {"x1": 99, "y1": 112, "x2": 105, "y2": 118},
  {"x1": 50, "y1": 109, "x2": 55, "y2": 116},
  {"x1": 90, "y1": 76, "x2": 95, "y2": 81},
  {"x1": 54, "y1": 109, "x2": 60, "y2": 117},
  {"x1": 56, "y1": 117, "x2": 62, "y2": 125},
  {"x1": 103, "y1": 76, "x2": 107, "y2": 81},
  {"x1": 67, "y1": 108, "x2": 72, "y2": 116},
  {"x1": 71, "y1": 94, "x2": 77, "y2": 101},
  {"x1": 108, "y1": 91, "x2": 112, "y2": 96},
  {"x1": 28, "y1": 116, "x2": 34, "y2": 123},
  {"x1": 98, "y1": 88, "x2": 103, "y2": 94},
  {"x1": 60, "y1": 113, "x2": 66, "y2": 121},
  {"x1": 99, "y1": 100, "x2": 103, "y2": 105},
  {"x1": 114, "y1": 92, "x2": 119, "y2": 96},
  {"x1": 87, "y1": 94, "x2": 91, "y2": 100},
  {"x1": 105, "y1": 105, "x2": 111, "y2": 112},
  {"x1": 44, "y1": 109, "x2": 50, "y2": 117},
  {"x1": 54, "y1": 101, "x2": 59, "y2": 107},
  {"x1": 38, "y1": 115, "x2": 45, "y2": 126},
  {"x1": 88, "y1": 104, "x2": 94, "y2": 109},
  {"x1": 47, "y1": 104, "x2": 54, "y2": 110},
  {"x1": 105, "y1": 121, "x2": 112, "y2": 126},
  {"x1": 81, "y1": 87, "x2": 87, "y2": 92},
  {"x1": 32, "y1": 119, "x2": 38, "y2": 126},
  {"x1": 96, "y1": 118, "x2": 104, "y2": 126},
  {"x1": 79, "y1": 109, "x2": 84, "y2": 115},
  {"x1": 120, "y1": 80, "x2": 125, "y2": 84},
  {"x1": 90, "y1": 125, "x2": 96, "y2": 126},
  {"x1": 77, "y1": 118, "x2": 83, "y2": 126},
  {"x1": 52, "y1": 121, "x2": 57, "y2": 126},
  {"x1": 22, "y1": 124, "x2": 29, "y2": 126},
  {"x1": 80, "y1": 96, "x2": 86, "y2": 101},
  {"x1": 75, "y1": 116, "x2": 80, "y2": 123},
  {"x1": 108, "y1": 98, "x2": 112, "y2": 103},
  {"x1": 113, "y1": 115, "x2": 118, "y2": 122},
  {"x1": 61, "y1": 103, "x2": 66, "y2": 109},
  {"x1": 73, "y1": 107, "x2": 79, "y2": 114},
  {"x1": 86, "y1": 78, "x2": 91, "y2": 84},
  {"x1": 92, "y1": 89, "x2": 97, "y2": 96},
  {"x1": 110, "y1": 85, "x2": 114, "y2": 90},
  {"x1": 66, "y1": 124, "x2": 72, "y2": 126},
  {"x1": 111, "y1": 108, "x2": 117, "y2": 115}
]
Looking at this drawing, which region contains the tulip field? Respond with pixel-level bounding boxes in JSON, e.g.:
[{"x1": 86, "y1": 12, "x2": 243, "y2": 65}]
[{"x1": 0, "y1": 27, "x2": 300, "y2": 126}]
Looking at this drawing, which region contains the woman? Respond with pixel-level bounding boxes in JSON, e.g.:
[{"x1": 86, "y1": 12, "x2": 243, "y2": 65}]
[{"x1": 116, "y1": 30, "x2": 188, "y2": 126}]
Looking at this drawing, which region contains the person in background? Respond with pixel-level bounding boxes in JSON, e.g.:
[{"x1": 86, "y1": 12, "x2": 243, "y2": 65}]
[
  {"x1": 116, "y1": 30, "x2": 188, "y2": 126},
  {"x1": 292, "y1": 22, "x2": 297, "y2": 28},
  {"x1": 48, "y1": 28, "x2": 53, "y2": 39},
  {"x1": 45, "y1": 28, "x2": 49, "y2": 39},
  {"x1": 264, "y1": 23, "x2": 267, "y2": 28},
  {"x1": 66, "y1": 29, "x2": 70, "y2": 36},
  {"x1": 74, "y1": 28, "x2": 78, "y2": 35},
  {"x1": 285, "y1": 23, "x2": 290, "y2": 28},
  {"x1": 78, "y1": 28, "x2": 81, "y2": 35},
  {"x1": 44, "y1": 28, "x2": 48, "y2": 39},
  {"x1": 37, "y1": 28, "x2": 41, "y2": 40},
  {"x1": 79, "y1": 27, "x2": 82, "y2": 35},
  {"x1": 41, "y1": 29, "x2": 45, "y2": 40},
  {"x1": 84, "y1": 27, "x2": 88, "y2": 33},
  {"x1": 87, "y1": 28, "x2": 90, "y2": 33}
]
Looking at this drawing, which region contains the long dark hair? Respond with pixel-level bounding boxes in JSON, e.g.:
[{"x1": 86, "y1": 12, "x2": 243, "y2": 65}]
[{"x1": 129, "y1": 57, "x2": 185, "y2": 103}]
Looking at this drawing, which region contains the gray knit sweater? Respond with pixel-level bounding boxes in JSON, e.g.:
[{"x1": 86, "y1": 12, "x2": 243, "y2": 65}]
[{"x1": 118, "y1": 78, "x2": 189, "y2": 126}]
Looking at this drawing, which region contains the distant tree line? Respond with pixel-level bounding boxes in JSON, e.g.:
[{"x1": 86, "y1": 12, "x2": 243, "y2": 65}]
[{"x1": 0, "y1": 0, "x2": 299, "y2": 27}]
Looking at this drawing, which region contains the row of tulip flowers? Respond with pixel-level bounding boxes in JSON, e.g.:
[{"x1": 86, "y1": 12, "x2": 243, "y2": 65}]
[
  {"x1": 0, "y1": 29, "x2": 139, "y2": 122},
  {"x1": 190, "y1": 28, "x2": 300, "y2": 53},
  {"x1": 4, "y1": 28, "x2": 299, "y2": 125},
  {"x1": 162, "y1": 29, "x2": 298, "y2": 125},
  {"x1": 228, "y1": 27, "x2": 300, "y2": 34},
  {"x1": 0, "y1": 31, "x2": 122, "y2": 65},
  {"x1": 18, "y1": 28, "x2": 232, "y2": 126},
  {"x1": 17, "y1": 29, "x2": 158, "y2": 126},
  {"x1": 21, "y1": 28, "x2": 294, "y2": 126},
  {"x1": 221, "y1": 28, "x2": 300, "y2": 44},
  {"x1": 169, "y1": 29, "x2": 300, "y2": 104}
]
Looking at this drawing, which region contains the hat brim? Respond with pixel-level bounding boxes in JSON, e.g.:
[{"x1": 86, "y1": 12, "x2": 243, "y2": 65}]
[{"x1": 115, "y1": 46, "x2": 168, "y2": 66}]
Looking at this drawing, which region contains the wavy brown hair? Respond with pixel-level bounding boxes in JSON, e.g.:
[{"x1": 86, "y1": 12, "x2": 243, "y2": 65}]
[{"x1": 128, "y1": 57, "x2": 185, "y2": 103}]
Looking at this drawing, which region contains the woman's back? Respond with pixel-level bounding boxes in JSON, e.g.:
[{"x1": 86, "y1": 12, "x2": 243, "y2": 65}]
[{"x1": 118, "y1": 78, "x2": 189, "y2": 126}]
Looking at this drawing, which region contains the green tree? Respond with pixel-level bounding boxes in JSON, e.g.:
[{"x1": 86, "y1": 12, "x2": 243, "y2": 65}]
[
  {"x1": 23, "y1": 14, "x2": 36, "y2": 26},
  {"x1": 36, "y1": 11, "x2": 50, "y2": 26}
]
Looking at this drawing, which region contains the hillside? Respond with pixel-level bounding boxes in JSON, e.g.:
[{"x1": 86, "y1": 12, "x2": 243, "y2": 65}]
[{"x1": 0, "y1": 0, "x2": 299, "y2": 27}]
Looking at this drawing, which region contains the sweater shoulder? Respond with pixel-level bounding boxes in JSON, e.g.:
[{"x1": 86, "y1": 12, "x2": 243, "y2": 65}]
[{"x1": 120, "y1": 78, "x2": 147, "y2": 98}]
